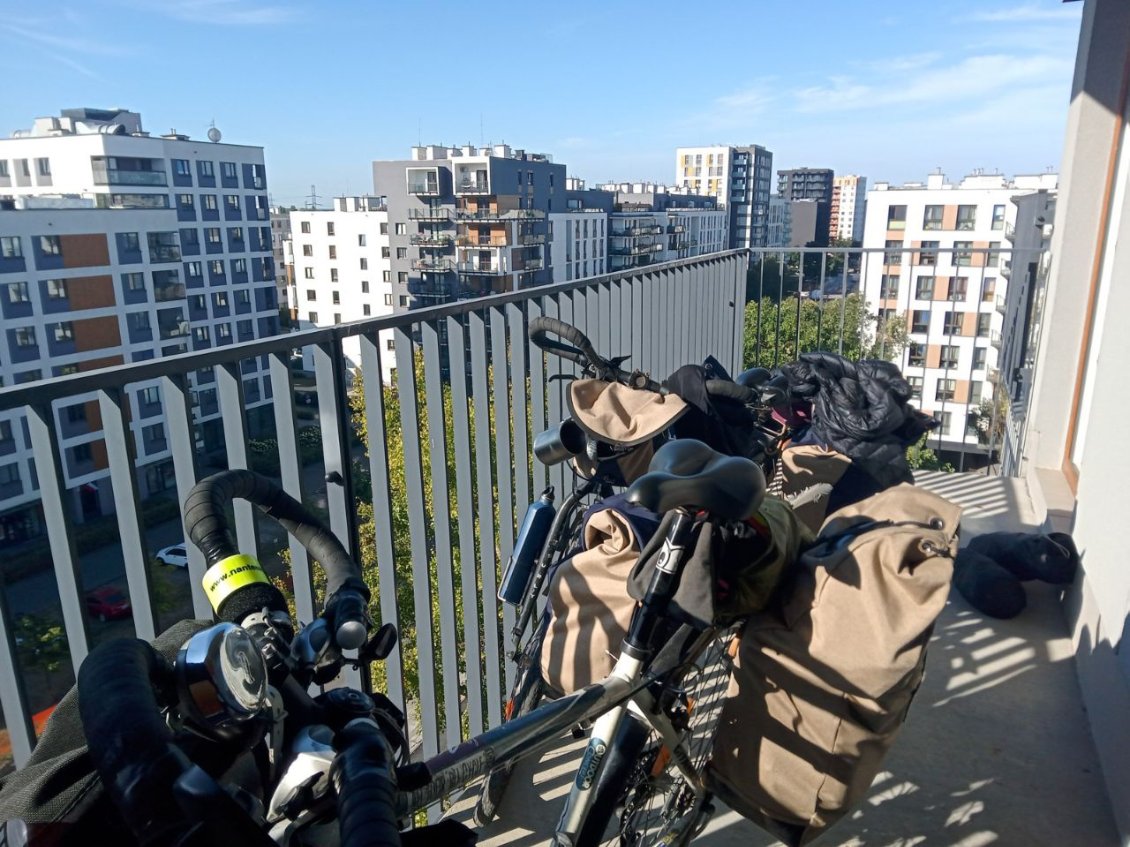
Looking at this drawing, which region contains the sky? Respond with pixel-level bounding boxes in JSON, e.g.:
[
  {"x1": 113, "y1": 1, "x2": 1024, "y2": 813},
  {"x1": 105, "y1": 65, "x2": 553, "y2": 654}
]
[{"x1": 0, "y1": 0, "x2": 1083, "y2": 207}]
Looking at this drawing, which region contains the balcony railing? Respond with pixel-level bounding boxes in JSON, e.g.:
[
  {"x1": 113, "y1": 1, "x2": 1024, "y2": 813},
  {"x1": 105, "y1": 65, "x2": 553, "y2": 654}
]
[
  {"x1": 0, "y1": 252, "x2": 747, "y2": 772},
  {"x1": 456, "y1": 236, "x2": 508, "y2": 248},
  {"x1": 92, "y1": 168, "x2": 168, "y2": 187},
  {"x1": 456, "y1": 260, "x2": 507, "y2": 275},
  {"x1": 408, "y1": 208, "x2": 452, "y2": 221},
  {"x1": 409, "y1": 234, "x2": 454, "y2": 247},
  {"x1": 410, "y1": 258, "x2": 454, "y2": 272},
  {"x1": 996, "y1": 294, "x2": 1007, "y2": 314},
  {"x1": 455, "y1": 179, "x2": 491, "y2": 194},
  {"x1": 454, "y1": 208, "x2": 545, "y2": 222},
  {"x1": 408, "y1": 181, "x2": 440, "y2": 196}
]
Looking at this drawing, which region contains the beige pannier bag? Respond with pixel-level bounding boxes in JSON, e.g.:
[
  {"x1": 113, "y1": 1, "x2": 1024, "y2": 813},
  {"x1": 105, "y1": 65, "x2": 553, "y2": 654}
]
[
  {"x1": 707, "y1": 484, "x2": 961, "y2": 846},
  {"x1": 776, "y1": 443, "x2": 851, "y2": 534}
]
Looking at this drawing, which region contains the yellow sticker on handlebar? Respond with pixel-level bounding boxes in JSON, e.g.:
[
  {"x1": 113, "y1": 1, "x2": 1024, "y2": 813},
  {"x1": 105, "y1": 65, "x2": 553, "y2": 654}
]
[{"x1": 202, "y1": 554, "x2": 269, "y2": 611}]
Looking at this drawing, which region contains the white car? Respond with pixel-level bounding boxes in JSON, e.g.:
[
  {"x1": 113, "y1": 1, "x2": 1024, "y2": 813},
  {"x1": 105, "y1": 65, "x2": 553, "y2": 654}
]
[{"x1": 155, "y1": 543, "x2": 188, "y2": 568}]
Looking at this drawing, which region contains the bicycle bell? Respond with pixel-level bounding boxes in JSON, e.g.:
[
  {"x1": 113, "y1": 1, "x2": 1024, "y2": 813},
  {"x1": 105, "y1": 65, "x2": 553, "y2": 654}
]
[{"x1": 176, "y1": 622, "x2": 270, "y2": 739}]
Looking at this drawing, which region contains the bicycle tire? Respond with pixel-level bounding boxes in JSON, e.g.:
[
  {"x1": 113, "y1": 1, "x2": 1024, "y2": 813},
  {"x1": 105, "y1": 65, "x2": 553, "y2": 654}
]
[
  {"x1": 472, "y1": 641, "x2": 547, "y2": 826},
  {"x1": 575, "y1": 627, "x2": 737, "y2": 847}
]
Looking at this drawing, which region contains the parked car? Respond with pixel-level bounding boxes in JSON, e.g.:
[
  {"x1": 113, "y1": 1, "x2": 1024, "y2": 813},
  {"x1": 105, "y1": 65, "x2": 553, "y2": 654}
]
[
  {"x1": 85, "y1": 587, "x2": 132, "y2": 622},
  {"x1": 155, "y1": 543, "x2": 188, "y2": 568}
]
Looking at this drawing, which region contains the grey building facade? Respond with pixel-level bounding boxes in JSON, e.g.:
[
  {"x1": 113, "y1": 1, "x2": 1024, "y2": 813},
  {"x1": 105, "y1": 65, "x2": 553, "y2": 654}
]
[
  {"x1": 777, "y1": 167, "x2": 834, "y2": 246},
  {"x1": 729, "y1": 145, "x2": 774, "y2": 249}
]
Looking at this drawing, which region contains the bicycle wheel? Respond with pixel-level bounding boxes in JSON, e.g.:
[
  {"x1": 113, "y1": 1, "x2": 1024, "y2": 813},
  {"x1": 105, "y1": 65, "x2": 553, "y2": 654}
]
[
  {"x1": 472, "y1": 637, "x2": 547, "y2": 826},
  {"x1": 576, "y1": 626, "x2": 737, "y2": 847}
]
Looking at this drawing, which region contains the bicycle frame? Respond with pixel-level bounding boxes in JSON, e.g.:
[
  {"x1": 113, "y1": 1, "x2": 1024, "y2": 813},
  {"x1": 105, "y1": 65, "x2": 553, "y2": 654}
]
[{"x1": 396, "y1": 507, "x2": 719, "y2": 843}]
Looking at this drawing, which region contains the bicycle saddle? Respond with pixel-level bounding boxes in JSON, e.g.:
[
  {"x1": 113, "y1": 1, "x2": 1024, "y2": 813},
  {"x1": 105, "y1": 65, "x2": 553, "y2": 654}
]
[{"x1": 625, "y1": 439, "x2": 766, "y2": 520}]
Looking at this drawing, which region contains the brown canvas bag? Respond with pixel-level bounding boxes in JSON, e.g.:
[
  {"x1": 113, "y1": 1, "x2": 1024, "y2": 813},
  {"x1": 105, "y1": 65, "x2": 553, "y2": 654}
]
[
  {"x1": 707, "y1": 484, "x2": 960, "y2": 846},
  {"x1": 776, "y1": 443, "x2": 851, "y2": 534},
  {"x1": 540, "y1": 507, "x2": 641, "y2": 694}
]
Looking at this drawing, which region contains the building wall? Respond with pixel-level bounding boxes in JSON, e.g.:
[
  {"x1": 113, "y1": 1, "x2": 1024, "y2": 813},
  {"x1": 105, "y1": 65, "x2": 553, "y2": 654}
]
[
  {"x1": 674, "y1": 145, "x2": 772, "y2": 248},
  {"x1": 831, "y1": 174, "x2": 867, "y2": 243},
  {"x1": 549, "y1": 211, "x2": 607, "y2": 282}
]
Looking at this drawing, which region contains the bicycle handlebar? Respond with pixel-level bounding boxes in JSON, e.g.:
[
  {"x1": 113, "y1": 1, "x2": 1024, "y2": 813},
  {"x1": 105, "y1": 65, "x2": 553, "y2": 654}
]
[{"x1": 332, "y1": 720, "x2": 402, "y2": 847}]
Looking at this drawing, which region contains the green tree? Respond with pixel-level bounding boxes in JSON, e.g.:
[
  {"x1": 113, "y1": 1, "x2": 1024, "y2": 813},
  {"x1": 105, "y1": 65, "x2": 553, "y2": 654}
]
[{"x1": 905, "y1": 434, "x2": 955, "y2": 472}]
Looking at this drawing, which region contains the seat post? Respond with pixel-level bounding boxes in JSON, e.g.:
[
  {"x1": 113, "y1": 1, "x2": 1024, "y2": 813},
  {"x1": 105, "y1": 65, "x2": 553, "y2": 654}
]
[{"x1": 624, "y1": 508, "x2": 697, "y2": 655}]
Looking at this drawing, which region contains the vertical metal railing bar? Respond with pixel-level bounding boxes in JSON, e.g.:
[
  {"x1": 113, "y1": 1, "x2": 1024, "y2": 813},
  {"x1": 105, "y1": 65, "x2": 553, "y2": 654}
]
[
  {"x1": 631, "y1": 277, "x2": 645, "y2": 378},
  {"x1": 816, "y1": 252, "x2": 828, "y2": 350},
  {"x1": 26, "y1": 401, "x2": 89, "y2": 672},
  {"x1": 619, "y1": 278, "x2": 633, "y2": 367},
  {"x1": 162, "y1": 373, "x2": 210, "y2": 618},
  {"x1": 267, "y1": 352, "x2": 316, "y2": 625},
  {"x1": 736, "y1": 254, "x2": 748, "y2": 373},
  {"x1": 420, "y1": 321, "x2": 461, "y2": 751},
  {"x1": 840, "y1": 249, "x2": 856, "y2": 356},
  {"x1": 507, "y1": 302, "x2": 531, "y2": 521},
  {"x1": 489, "y1": 307, "x2": 517, "y2": 696},
  {"x1": 357, "y1": 333, "x2": 406, "y2": 720},
  {"x1": 312, "y1": 342, "x2": 360, "y2": 565},
  {"x1": 527, "y1": 298, "x2": 548, "y2": 500},
  {"x1": 216, "y1": 363, "x2": 259, "y2": 558},
  {"x1": 794, "y1": 249, "x2": 804, "y2": 356},
  {"x1": 0, "y1": 578, "x2": 35, "y2": 766},
  {"x1": 597, "y1": 281, "x2": 612, "y2": 362},
  {"x1": 668, "y1": 269, "x2": 679, "y2": 377},
  {"x1": 774, "y1": 251, "x2": 785, "y2": 367},
  {"x1": 445, "y1": 315, "x2": 483, "y2": 739},
  {"x1": 542, "y1": 295, "x2": 566, "y2": 502},
  {"x1": 570, "y1": 289, "x2": 588, "y2": 353},
  {"x1": 392, "y1": 326, "x2": 440, "y2": 763},
  {"x1": 97, "y1": 386, "x2": 157, "y2": 641},
  {"x1": 468, "y1": 311, "x2": 502, "y2": 728},
  {"x1": 756, "y1": 251, "x2": 766, "y2": 364},
  {"x1": 640, "y1": 274, "x2": 655, "y2": 378}
]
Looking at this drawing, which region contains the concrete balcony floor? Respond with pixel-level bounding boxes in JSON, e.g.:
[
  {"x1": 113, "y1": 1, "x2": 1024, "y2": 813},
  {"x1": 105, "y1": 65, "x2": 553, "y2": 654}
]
[{"x1": 449, "y1": 472, "x2": 1120, "y2": 845}]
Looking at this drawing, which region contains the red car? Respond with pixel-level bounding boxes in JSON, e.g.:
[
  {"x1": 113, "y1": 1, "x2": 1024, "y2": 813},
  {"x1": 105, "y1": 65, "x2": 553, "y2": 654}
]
[{"x1": 85, "y1": 587, "x2": 132, "y2": 622}]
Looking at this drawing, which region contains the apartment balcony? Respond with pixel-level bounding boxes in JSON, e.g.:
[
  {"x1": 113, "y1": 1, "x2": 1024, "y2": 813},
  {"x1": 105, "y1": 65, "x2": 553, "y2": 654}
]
[
  {"x1": 995, "y1": 294, "x2": 1008, "y2": 315},
  {"x1": 666, "y1": 224, "x2": 686, "y2": 234},
  {"x1": 456, "y1": 236, "x2": 509, "y2": 248},
  {"x1": 990, "y1": 329, "x2": 1003, "y2": 348},
  {"x1": 410, "y1": 234, "x2": 454, "y2": 247},
  {"x1": 456, "y1": 179, "x2": 491, "y2": 194},
  {"x1": 408, "y1": 208, "x2": 452, "y2": 221},
  {"x1": 410, "y1": 257, "x2": 454, "y2": 272},
  {"x1": 454, "y1": 208, "x2": 546, "y2": 222},
  {"x1": 456, "y1": 259, "x2": 508, "y2": 275},
  {"x1": 408, "y1": 180, "x2": 441, "y2": 196},
  {"x1": 610, "y1": 242, "x2": 662, "y2": 257},
  {"x1": 611, "y1": 224, "x2": 663, "y2": 238},
  {"x1": 517, "y1": 259, "x2": 543, "y2": 272},
  {"x1": 520, "y1": 233, "x2": 546, "y2": 246}
]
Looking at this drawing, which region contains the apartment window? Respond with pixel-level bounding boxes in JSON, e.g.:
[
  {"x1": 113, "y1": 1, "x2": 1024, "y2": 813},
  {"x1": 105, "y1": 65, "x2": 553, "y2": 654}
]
[
  {"x1": 399, "y1": 296, "x2": 409, "y2": 307},
  {"x1": 333, "y1": 313, "x2": 341, "y2": 324},
  {"x1": 304, "y1": 267, "x2": 314, "y2": 279},
  {"x1": 229, "y1": 226, "x2": 244, "y2": 242},
  {"x1": 360, "y1": 258, "x2": 368, "y2": 270},
  {"x1": 123, "y1": 272, "x2": 146, "y2": 291},
  {"x1": 360, "y1": 280, "x2": 369, "y2": 293},
  {"x1": 973, "y1": 347, "x2": 988, "y2": 370},
  {"x1": 386, "y1": 339, "x2": 395, "y2": 351},
  {"x1": 173, "y1": 159, "x2": 191, "y2": 176},
  {"x1": 982, "y1": 278, "x2": 997, "y2": 302},
  {"x1": 940, "y1": 345, "x2": 960, "y2": 369},
  {"x1": 216, "y1": 323, "x2": 231, "y2": 340},
  {"x1": 907, "y1": 342, "x2": 925, "y2": 367},
  {"x1": 884, "y1": 239, "x2": 903, "y2": 265},
  {"x1": 362, "y1": 304, "x2": 371, "y2": 316},
  {"x1": 127, "y1": 312, "x2": 150, "y2": 332},
  {"x1": 36, "y1": 158, "x2": 51, "y2": 176},
  {"x1": 232, "y1": 258, "x2": 246, "y2": 274},
  {"x1": 203, "y1": 195, "x2": 218, "y2": 211},
  {"x1": 185, "y1": 262, "x2": 202, "y2": 278},
  {"x1": 7, "y1": 281, "x2": 30, "y2": 303},
  {"x1": 326, "y1": 222, "x2": 335, "y2": 236},
  {"x1": 922, "y1": 205, "x2": 943, "y2": 230},
  {"x1": 991, "y1": 205, "x2": 1005, "y2": 231},
  {"x1": 300, "y1": 221, "x2": 311, "y2": 234},
  {"x1": 199, "y1": 161, "x2": 215, "y2": 177},
  {"x1": 213, "y1": 291, "x2": 229, "y2": 308},
  {"x1": 332, "y1": 291, "x2": 340, "y2": 305},
  {"x1": 970, "y1": 380, "x2": 983, "y2": 404},
  {"x1": 46, "y1": 279, "x2": 68, "y2": 299},
  {"x1": 18, "y1": 160, "x2": 29, "y2": 178},
  {"x1": 942, "y1": 311, "x2": 962, "y2": 335},
  {"x1": 986, "y1": 241, "x2": 1001, "y2": 268},
  {"x1": 209, "y1": 260, "x2": 225, "y2": 275},
  {"x1": 235, "y1": 289, "x2": 250, "y2": 307},
  {"x1": 919, "y1": 240, "x2": 939, "y2": 265},
  {"x1": 39, "y1": 235, "x2": 61, "y2": 255},
  {"x1": 0, "y1": 464, "x2": 18, "y2": 485},
  {"x1": 0, "y1": 421, "x2": 11, "y2": 445},
  {"x1": 947, "y1": 277, "x2": 968, "y2": 301},
  {"x1": 394, "y1": 223, "x2": 406, "y2": 236},
  {"x1": 0, "y1": 161, "x2": 7, "y2": 178},
  {"x1": 139, "y1": 386, "x2": 160, "y2": 406},
  {"x1": 308, "y1": 311, "x2": 318, "y2": 323},
  {"x1": 911, "y1": 310, "x2": 930, "y2": 333},
  {"x1": 302, "y1": 244, "x2": 313, "y2": 257},
  {"x1": 0, "y1": 236, "x2": 20, "y2": 258},
  {"x1": 330, "y1": 269, "x2": 339, "y2": 282},
  {"x1": 178, "y1": 193, "x2": 194, "y2": 208},
  {"x1": 384, "y1": 294, "x2": 392, "y2": 306},
  {"x1": 193, "y1": 326, "x2": 210, "y2": 343},
  {"x1": 380, "y1": 223, "x2": 388, "y2": 235},
  {"x1": 206, "y1": 227, "x2": 222, "y2": 244},
  {"x1": 328, "y1": 245, "x2": 337, "y2": 260},
  {"x1": 306, "y1": 289, "x2": 317, "y2": 301},
  {"x1": 953, "y1": 241, "x2": 973, "y2": 266},
  {"x1": 935, "y1": 379, "x2": 956, "y2": 401},
  {"x1": 886, "y1": 205, "x2": 906, "y2": 230},
  {"x1": 956, "y1": 205, "x2": 977, "y2": 231},
  {"x1": 224, "y1": 195, "x2": 241, "y2": 212},
  {"x1": 397, "y1": 272, "x2": 407, "y2": 284},
  {"x1": 977, "y1": 313, "x2": 992, "y2": 337},
  {"x1": 358, "y1": 234, "x2": 367, "y2": 247},
  {"x1": 907, "y1": 376, "x2": 923, "y2": 400},
  {"x1": 880, "y1": 274, "x2": 899, "y2": 299},
  {"x1": 382, "y1": 270, "x2": 391, "y2": 282},
  {"x1": 53, "y1": 322, "x2": 74, "y2": 342},
  {"x1": 915, "y1": 276, "x2": 934, "y2": 300},
  {"x1": 220, "y1": 162, "x2": 237, "y2": 179},
  {"x1": 381, "y1": 246, "x2": 390, "y2": 259},
  {"x1": 396, "y1": 247, "x2": 407, "y2": 259}
]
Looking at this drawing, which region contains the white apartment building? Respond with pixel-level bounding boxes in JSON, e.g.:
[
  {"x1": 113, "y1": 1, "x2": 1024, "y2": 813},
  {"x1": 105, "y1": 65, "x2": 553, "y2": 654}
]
[
  {"x1": 861, "y1": 171, "x2": 1058, "y2": 460},
  {"x1": 0, "y1": 107, "x2": 279, "y2": 540},
  {"x1": 550, "y1": 211, "x2": 607, "y2": 282},
  {"x1": 766, "y1": 195, "x2": 792, "y2": 247},
  {"x1": 608, "y1": 207, "x2": 728, "y2": 273},
  {"x1": 830, "y1": 175, "x2": 867, "y2": 243},
  {"x1": 270, "y1": 205, "x2": 292, "y2": 309},
  {"x1": 289, "y1": 196, "x2": 397, "y2": 383},
  {"x1": 674, "y1": 145, "x2": 773, "y2": 248}
]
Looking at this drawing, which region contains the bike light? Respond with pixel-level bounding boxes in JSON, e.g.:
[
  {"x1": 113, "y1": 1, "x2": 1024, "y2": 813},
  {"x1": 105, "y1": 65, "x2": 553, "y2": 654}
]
[
  {"x1": 176, "y1": 622, "x2": 270, "y2": 740},
  {"x1": 533, "y1": 419, "x2": 587, "y2": 466}
]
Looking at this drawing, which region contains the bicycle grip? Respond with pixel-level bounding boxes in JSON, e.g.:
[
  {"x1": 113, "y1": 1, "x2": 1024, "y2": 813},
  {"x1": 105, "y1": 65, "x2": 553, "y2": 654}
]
[
  {"x1": 332, "y1": 720, "x2": 402, "y2": 847},
  {"x1": 704, "y1": 378, "x2": 757, "y2": 404},
  {"x1": 328, "y1": 582, "x2": 371, "y2": 651}
]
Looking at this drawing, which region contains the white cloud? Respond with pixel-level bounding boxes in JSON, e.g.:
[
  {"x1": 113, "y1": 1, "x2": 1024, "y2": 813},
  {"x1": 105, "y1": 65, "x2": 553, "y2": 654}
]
[
  {"x1": 969, "y1": 4, "x2": 1081, "y2": 23},
  {"x1": 682, "y1": 78, "x2": 779, "y2": 132}
]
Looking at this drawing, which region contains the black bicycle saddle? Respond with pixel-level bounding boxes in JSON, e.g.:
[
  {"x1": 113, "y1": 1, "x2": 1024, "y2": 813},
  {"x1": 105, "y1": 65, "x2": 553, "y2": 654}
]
[{"x1": 625, "y1": 439, "x2": 766, "y2": 520}]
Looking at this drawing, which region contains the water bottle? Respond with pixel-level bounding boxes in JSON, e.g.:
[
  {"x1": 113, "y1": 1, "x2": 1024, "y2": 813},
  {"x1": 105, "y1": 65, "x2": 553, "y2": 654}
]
[{"x1": 498, "y1": 487, "x2": 556, "y2": 606}]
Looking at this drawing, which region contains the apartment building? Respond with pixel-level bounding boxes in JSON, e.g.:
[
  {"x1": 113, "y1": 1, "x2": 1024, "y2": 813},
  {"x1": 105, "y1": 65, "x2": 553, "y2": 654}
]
[
  {"x1": 674, "y1": 145, "x2": 773, "y2": 248},
  {"x1": 766, "y1": 195, "x2": 792, "y2": 248},
  {"x1": 830, "y1": 174, "x2": 867, "y2": 243},
  {"x1": 607, "y1": 205, "x2": 728, "y2": 272},
  {"x1": 0, "y1": 106, "x2": 279, "y2": 541},
  {"x1": 861, "y1": 171, "x2": 1058, "y2": 460},
  {"x1": 373, "y1": 144, "x2": 564, "y2": 307},
  {"x1": 288, "y1": 196, "x2": 396, "y2": 383},
  {"x1": 549, "y1": 210, "x2": 607, "y2": 283},
  {"x1": 777, "y1": 168, "x2": 835, "y2": 246},
  {"x1": 270, "y1": 205, "x2": 292, "y2": 310}
]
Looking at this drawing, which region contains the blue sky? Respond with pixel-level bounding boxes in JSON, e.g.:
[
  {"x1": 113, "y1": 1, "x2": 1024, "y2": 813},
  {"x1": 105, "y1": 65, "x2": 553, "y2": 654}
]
[{"x1": 0, "y1": 1, "x2": 1083, "y2": 206}]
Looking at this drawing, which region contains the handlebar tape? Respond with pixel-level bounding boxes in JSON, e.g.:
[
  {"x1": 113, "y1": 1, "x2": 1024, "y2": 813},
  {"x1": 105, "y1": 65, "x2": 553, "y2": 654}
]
[
  {"x1": 528, "y1": 316, "x2": 602, "y2": 369},
  {"x1": 703, "y1": 378, "x2": 758, "y2": 404},
  {"x1": 332, "y1": 720, "x2": 402, "y2": 847},
  {"x1": 78, "y1": 638, "x2": 193, "y2": 846}
]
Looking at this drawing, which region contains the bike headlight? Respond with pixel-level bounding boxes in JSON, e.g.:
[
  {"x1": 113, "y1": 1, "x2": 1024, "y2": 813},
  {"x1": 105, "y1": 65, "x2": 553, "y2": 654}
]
[{"x1": 176, "y1": 622, "x2": 270, "y2": 739}]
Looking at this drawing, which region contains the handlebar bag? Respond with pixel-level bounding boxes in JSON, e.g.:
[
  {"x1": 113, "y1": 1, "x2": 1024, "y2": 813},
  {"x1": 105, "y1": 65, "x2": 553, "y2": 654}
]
[{"x1": 706, "y1": 484, "x2": 960, "y2": 847}]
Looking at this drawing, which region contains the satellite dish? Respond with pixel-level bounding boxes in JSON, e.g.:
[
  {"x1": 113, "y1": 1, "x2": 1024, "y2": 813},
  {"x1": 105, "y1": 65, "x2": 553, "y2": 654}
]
[{"x1": 207, "y1": 125, "x2": 222, "y2": 143}]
